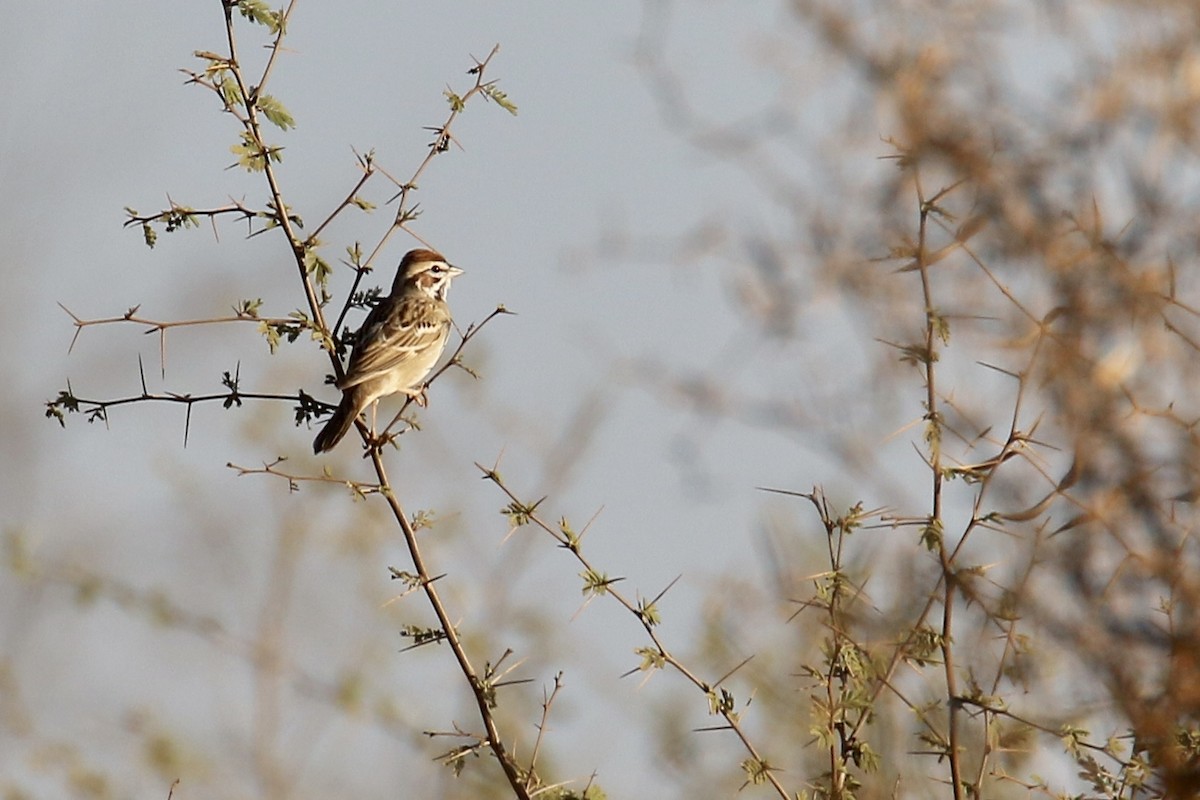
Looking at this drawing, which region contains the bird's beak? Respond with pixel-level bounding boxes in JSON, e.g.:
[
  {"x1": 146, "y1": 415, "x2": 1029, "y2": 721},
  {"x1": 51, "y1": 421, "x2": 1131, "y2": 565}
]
[{"x1": 447, "y1": 265, "x2": 464, "y2": 277}]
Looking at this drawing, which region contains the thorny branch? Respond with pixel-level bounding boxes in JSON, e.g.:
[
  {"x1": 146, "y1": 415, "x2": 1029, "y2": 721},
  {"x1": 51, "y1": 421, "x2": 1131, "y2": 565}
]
[
  {"x1": 54, "y1": 7, "x2": 527, "y2": 796},
  {"x1": 479, "y1": 466, "x2": 790, "y2": 799}
]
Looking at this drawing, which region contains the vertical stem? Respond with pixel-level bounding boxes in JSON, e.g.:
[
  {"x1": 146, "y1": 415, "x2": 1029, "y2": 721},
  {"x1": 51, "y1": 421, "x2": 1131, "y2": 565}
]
[
  {"x1": 914, "y1": 174, "x2": 964, "y2": 800},
  {"x1": 370, "y1": 451, "x2": 532, "y2": 800},
  {"x1": 222, "y1": 1, "x2": 329, "y2": 337},
  {"x1": 219, "y1": 8, "x2": 525, "y2": 795}
]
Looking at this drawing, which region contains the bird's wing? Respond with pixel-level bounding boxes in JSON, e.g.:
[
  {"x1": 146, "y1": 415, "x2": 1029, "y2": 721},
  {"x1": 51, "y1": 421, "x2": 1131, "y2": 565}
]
[{"x1": 338, "y1": 294, "x2": 450, "y2": 389}]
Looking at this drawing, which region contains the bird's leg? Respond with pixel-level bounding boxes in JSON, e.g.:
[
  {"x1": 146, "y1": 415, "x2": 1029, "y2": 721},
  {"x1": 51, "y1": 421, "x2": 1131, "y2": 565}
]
[{"x1": 361, "y1": 401, "x2": 388, "y2": 453}]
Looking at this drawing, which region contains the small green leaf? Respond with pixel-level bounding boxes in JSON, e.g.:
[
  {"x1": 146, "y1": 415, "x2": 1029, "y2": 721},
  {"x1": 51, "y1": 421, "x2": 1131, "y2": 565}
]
[
  {"x1": 920, "y1": 517, "x2": 943, "y2": 551},
  {"x1": 707, "y1": 687, "x2": 735, "y2": 716},
  {"x1": 740, "y1": 758, "x2": 773, "y2": 785},
  {"x1": 219, "y1": 75, "x2": 243, "y2": 108},
  {"x1": 230, "y1": 131, "x2": 283, "y2": 172},
  {"x1": 256, "y1": 94, "x2": 296, "y2": 130},
  {"x1": 636, "y1": 597, "x2": 661, "y2": 626},
  {"x1": 236, "y1": 0, "x2": 283, "y2": 33},
  {"x1": 236, "y1": 298, "x2": 263, "y2": 318},
  {"x1": 633, "y1": 646, "x2": 665, "y2": 672},
  {"x1": 258, "y1": 321, "x2": 281, "y2": 354},
  {"x1": 581, "y1": 567, "x2": 619, "y2": 597},
  {"x1": 481, "y1": 81, "x2": 518, "y2": 116},
  {"x1": 501, "y1": 498, "x2": 543, "y2": 527},
  {"x1": 303, "y1": 249, "x2": 332, "y2": 287},
  {"x1": 558, "y1": 517, "x2": 579, "y2": 548}
]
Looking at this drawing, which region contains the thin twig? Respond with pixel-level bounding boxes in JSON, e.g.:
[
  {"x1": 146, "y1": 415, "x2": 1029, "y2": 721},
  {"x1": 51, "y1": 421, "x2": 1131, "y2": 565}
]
[{"x1": 479, "y1": 465, "x2": 790, "y2": 799}]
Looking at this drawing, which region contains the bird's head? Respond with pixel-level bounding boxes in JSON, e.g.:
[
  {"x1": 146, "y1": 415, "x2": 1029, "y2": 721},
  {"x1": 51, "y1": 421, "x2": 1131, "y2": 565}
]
[{"x1": 392, "y1": 248, "x2": 464, "y2": 301}]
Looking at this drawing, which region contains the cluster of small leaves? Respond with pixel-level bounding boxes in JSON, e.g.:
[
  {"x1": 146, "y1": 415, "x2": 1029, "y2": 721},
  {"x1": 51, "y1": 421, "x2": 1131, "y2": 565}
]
[
  {"x1": 220, "y1": 369, "x2": 243, "y2": 409},
  {"x1": 557, "y1": 517, "x2": 581, "y2": 550},
  {"x1": 331, "y1": 324, "x2": 358, "y2": 360},
  {"x1": 123, "y1": 205, "x2": 201, "y2": 248},
  {"x1": 188, "y1": 50, "x2": 237, "y2": 110},
  {"x1": 46, "y1": 387, "x2": 110, "y2": 425},
  {"x1": 400, "y1": 624, "x2": 447, "y2": 647},
  {"x1": 216, "y1": 70, "x2": 243, "y2": 108},
  {"x1": 258, "y1": 313, "x2": 309, "y2": 354},
  {"x1": 905, "y1": 625, "x2": 946, "y2": 667},
  {"x1": 443, "y1": 89, "x2": 466, "y2": 113},
  {"x1": 235, "y1": 298, "x2": 263, "y2": 317},
  {"x1": 580, "y1": 567, "x2": 617, "y2": 598},
  {"x1": 831, "y1": 501, "x2": 866, "y2": 536},
  {"x1": 502, "y1": 498, "x2": 544, "y2": 528},
  {"x1": 45, "y1": 388, "x2": 84, "y2": 427},
  {"x1": 303, "y1": 247, "x2": 332, "y2": 289},
  {"x1": 707, "y1": 687, "x2": 736, "y2": 717},
  {"x1": 919, "y1": 516, "x2": 943, "y2": 551},
  {"x1": 285, "y1": 309, "x2": 334, "y2": 353},
  {"x1": 349, "y1": 286, "x2": 384, "y2": 311},
  {"x1": 541, "y1": 788, "x2": 607, "y2": 800},
  {"x1": 1074, "y1": 752, "x2": 1143, "y2": 798},
  {"x1": 928, "y1": 309, "x2": 951, "y2": 346},
  {"x1": 922, "y1": 407, "x2": 943, "y2": 452},
  {"x1": 740, "y1": 757, "x2": 775, "y2": 787},
  {"x1": 803, "y1": 653, "x2": 876, "y2": 753},
  {"x1": 255, "y1": 93, "x2": 295, "y2": 130},
  {"x1": 436, "y1": 744, "x2": 479, "y2": 778},
  {"x1": 411, "y1": 509, "x2": 436, "y2": 531},
  {"x1": 163, "y1": 206, "x2": 199, "y2": 234},
  {"x1": 426, "y1": 125, "x2": 451, "y2": 154},
  {"x1": 914, "y1": 718, "x2": 952, "y2": 762},
  {"x1": 826, "y1": 638, "x2": 872, "y2": 685},
  {"x1": 230, "y1": 130, "x2": 284, "y2": 172},
  {"x1": 387, "y1": 568, "x2": 423, "y2": 589},
  {"x1": 232, "y1": 0, "x2": 284, "y2": 33},
  {"x1": 395, "y1": 201, "x2": 423, "y2": 226},
  {"x1": 480, "y1": 82, "x2": 519, "y2": 115},
  {"x1": 895, "y1": 340, "x2": 937, "y2": 367},
  {"x1": 633, "y1": 646, "x2": 666, "y2": 673},
  {"x1": 635, "y1": 597, "x2": 661, "y2": 626},
  {"x1": 813, "y1": 569, "x2": 850, "y2": 606},
  {"x1": 787, "y1": 492, "x2": 886, "y2": 797},
  {"x1": 293, "y1": 389, "x2": 327, "y2": 426},
  {"x1": 261, "y1": 199, "x2": 303, "y2": 231}
]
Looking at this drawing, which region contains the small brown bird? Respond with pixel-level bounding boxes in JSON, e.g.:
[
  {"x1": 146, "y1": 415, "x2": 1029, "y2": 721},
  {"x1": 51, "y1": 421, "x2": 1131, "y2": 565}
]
[{"x1": 313, "y1": 249, "x2": 463, "y2": 453}]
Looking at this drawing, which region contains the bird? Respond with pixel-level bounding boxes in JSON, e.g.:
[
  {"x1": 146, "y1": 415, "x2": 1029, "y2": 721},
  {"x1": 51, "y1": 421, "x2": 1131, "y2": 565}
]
[{"x1": 312, "y1": 248, "x2": 463, "y2": 453}]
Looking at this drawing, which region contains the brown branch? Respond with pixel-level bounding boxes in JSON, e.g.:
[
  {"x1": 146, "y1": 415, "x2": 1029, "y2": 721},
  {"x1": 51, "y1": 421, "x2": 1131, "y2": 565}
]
[
  {"x1": 227, "y1": 457, "x2": 383, "y2": 499},
  {"x1": 123, "y1": 198, "x2": 261, "y2": 232},
  {"x1": 526, "y1": 672, "x2": 565, "y2": 791},
  {"x1": 307, "y1": 148, "x2": 377, "y2": 244},
  {"x1": 57, "y1": 302, "x2": 305, "y2": 377},
  {"x1": 372, "y1": 451, "x2": 532, "y2": 799},
  {"x1": 219, "y1": 0, "x2": 328, "y2": 342},
  {"x1": 322, "y1": 46, "x2": 512, "y2": 353},
  {"x1": 76, "y1": 8, "x2": 527, "y2": 795},
  {"x1": 911, "y1": 166, "x2": 966, "y2": 800},
  {"x1": 478, "y1": 465, "x2": 790, "y2": 799}
]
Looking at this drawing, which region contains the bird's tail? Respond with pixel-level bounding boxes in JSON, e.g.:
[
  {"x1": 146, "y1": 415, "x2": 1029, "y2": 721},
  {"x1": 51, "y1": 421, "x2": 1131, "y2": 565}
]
[{"x1": 312, "y1": 396, "x2": 360, "y2": 454}]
